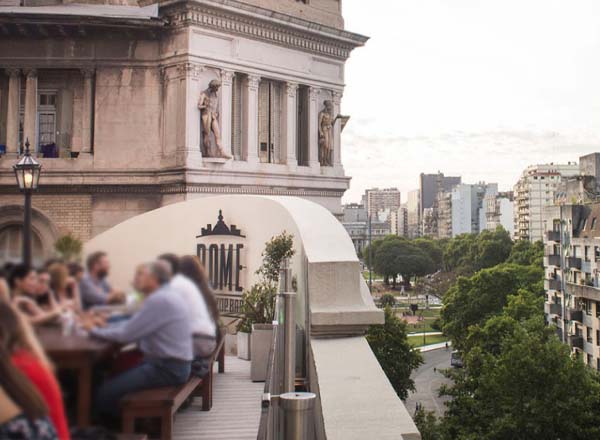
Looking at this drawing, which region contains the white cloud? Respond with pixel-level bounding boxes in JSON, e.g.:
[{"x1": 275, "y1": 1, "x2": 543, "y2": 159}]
[{"x1": 341, "y1": 0, "x2": 600, "y2": 202}]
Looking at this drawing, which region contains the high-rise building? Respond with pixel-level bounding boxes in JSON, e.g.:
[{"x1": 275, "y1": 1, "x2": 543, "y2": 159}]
[
  {"x1": 543, "y1": 203, "x2": 600, "y2": 370},
  {"x1": 390, "y1": 205, "x2": 408, "y2": 237},
  {"x1": 514, "y1": 162, "x2": 579, "y2": 242},
  {"x1": 406, "y1": 189, "x2": 421, "y2": 238},
  {"x1": 419, "y1": 172, "x2": 461, "y2": 216},
  {"x1": 342, "y1": 203, "x2": 368, "y2": 223},
  {"x1": 450, "y1": 183, "x2": 498, "y2": 236},
  {"x1": 365, "y1": 188, "x2": 401, "y2": 220},
  {"x1": 485, "y1": 191, "x2": 514, "y2": 235}
]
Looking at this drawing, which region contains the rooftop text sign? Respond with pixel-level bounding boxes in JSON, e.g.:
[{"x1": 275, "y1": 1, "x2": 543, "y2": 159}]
[{"x1": 196, "y1": 210, "x2": 245, "y2": 315}]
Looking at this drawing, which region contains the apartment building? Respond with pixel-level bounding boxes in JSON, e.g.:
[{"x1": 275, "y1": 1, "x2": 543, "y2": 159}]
[
  {"x1": 543, "y1": 203, "x2": 600, "y2": 369},
  {"x1": 514, "y1": 162, "x2": 579, "y2": 242}
]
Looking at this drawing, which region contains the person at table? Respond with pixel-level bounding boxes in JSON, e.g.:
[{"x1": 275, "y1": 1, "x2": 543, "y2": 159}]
[
  {"x1": 9, "y1": 265, "x2": 62, "y2": 326},
  {"x1": 87, "y1": 261, "x2": 193, "y2": 417},
  {"x1": 79, "y1": 251, "x2": 125, "y2": 310},
  {"x1": 159, "y1": 254, "x2": 218, "y2": 373},
  {"x1": 67, "y1": 263, "x2": 84, "y2": 283},
  {"x1": 48, "y1": 263, "x2": 81, "y2": 312},
  {"x1": 180, "y1": 256, "x2": 220, "y2": 374},
  {"x1": 0, "y1": 268, "x2": 10, "y2": 303},
  {"x1": 0, "y1": 301, "x2": 66, "y2": 440}
]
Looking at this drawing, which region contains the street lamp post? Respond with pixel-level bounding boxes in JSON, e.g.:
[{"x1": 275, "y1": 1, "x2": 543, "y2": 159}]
[{"x1": 13, "y1": 139, "x2": 42, "y2": 267}]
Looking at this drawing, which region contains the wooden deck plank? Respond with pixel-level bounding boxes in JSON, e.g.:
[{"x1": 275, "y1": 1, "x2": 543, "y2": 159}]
[{"x1": 173, "y1": 356, "x2": 263, "y2": 440}]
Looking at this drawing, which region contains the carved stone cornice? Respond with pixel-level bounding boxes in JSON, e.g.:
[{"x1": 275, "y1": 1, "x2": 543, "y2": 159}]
[
  {"x1": 286, "y1": 82, "x2": 298, "y2": 98},
  {"x1": 220, "y1": 69, "x2": 234, "y2": 86},
  {"x1": 162, "y1": 0, "x2": 366, "y2": 60},
  {"x1": 247, "y1": 74, "x2": 260, "y2": 92},
  {"x1": 309, "y1": 87, "x2": 320, "y2": 101},
  {"x1": 0, "y1": 182, "x2": 345, "y2": 198}
]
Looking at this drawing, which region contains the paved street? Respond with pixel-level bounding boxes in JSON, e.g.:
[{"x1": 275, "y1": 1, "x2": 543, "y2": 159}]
[{"x1": 405, "y1": 348, "x2": 453, "y2": 417}]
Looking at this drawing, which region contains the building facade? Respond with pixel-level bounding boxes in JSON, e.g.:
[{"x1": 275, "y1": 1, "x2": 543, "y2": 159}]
[
  {"x1": 485, "y1": 191, "x2": 514, "y2": 235},
  {"x1": 0, "y1": 0, "x2": 366, "y2": 263},
  {"x1": 514, "y1": 162, "x2": 579, "y2": 242},
  {"x1": 364, "y1": 187, "x2": 401, "y2": 220},
  {"x1": 406, "y1": 188, "x2": 420, "y2": 238},
  {"x1": 390, "y1": 205, "x2": 408, "y2": 237},
  {"x1": 543, "y1": 203, "x2": 600, "y2": 370}
]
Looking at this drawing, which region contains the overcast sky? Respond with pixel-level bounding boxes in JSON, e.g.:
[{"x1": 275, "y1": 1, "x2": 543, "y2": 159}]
[{"x1": 341, "y1": 0, "x2": 600, "y2": 203}]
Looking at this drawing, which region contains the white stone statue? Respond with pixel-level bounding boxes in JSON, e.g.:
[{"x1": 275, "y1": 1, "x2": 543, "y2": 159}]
[{"x1": 198, "y1": 79, "x2": 230, "y2": 159}]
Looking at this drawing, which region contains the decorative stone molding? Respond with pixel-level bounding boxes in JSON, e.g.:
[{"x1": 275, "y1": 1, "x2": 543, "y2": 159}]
[
  {"x1": 332, "y1": 91, "x2": 342, "y2": 105},
  {"x1": 247, "y1": 74, "x2": 260, "y2": 91},
  {"x1": 81, "y1": 68, "x2": 95, "y2": 79},
  {"x1": 5, "y1": 68, "x2": 20, "y2": 78},
  {"x1": 162, "y1": 0, "x2": 367, "y2": 60},
  {"x1": 176, "y1": 62, "x2": 205, "y2": 78},
  {"x1": 220, "y1": 69, "x2": 235, "y2": 86},
  {"x1": 309, "y1": 86, "x2": 320, "y2": 101},
  {"x1": 286, "y1": 82, "x2": 299, "y2": 98},
  {"x1": 0, "y1": 182, "x2": 345, "y2": 199},
  {"x1": 23, "y1": 68, "x2": 37, "y2": 78}
]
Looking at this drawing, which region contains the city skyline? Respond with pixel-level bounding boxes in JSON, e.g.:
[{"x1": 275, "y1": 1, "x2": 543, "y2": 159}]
[{"x1": 342, "y1": 0, "x2": 600, "y2": 202}]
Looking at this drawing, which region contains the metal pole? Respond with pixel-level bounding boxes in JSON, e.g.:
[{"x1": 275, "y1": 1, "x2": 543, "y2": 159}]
[
  {"x1": 283, "y1": 291, "x2": 296, "y2": 393},
  {"x1": 368, "y1": 214, "x2": 372, "y2": 292},
  {"x1": 280, "y1": 392, "x2": 316, "y2": 440},
  {"x1": 23, "y1": 190, "x2": 32, "y2": 267}
]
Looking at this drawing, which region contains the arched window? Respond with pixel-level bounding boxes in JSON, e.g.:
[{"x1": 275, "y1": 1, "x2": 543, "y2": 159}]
[{"x1": 0, "y1": 225, "x2": 44, "y2": 266}]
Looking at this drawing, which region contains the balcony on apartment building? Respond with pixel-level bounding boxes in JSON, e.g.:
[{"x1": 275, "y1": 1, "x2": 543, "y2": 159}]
[
  {"x1": 569, "y1": 335, "x2": 584, "y2": 350},
  {"x1": 544, "y1": 255, "x2": 561, "y2": 267},
  {"x1": 544, "y1": 277, "x2": 561, "y2": 291},
  {"x1": 566, "y1": 256, "x2": 582, "y2": 270},
  {"x1": 567, "y1": 309, "x2": 583, "y2": 323},
  {"x1": 546, "y1": 230, "x2": 561, "y2": 242},
  {"x1": 545, "y1": 302, "x2": 562, "y2": 316}
]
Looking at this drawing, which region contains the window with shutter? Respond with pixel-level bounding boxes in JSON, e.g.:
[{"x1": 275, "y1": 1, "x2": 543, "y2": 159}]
[
  {"x1": 231, "y1": 73, "x2": 243, "y2": 160},
  {"x1": 258, "y1": 79, "x2": 283, "y2": 164}
]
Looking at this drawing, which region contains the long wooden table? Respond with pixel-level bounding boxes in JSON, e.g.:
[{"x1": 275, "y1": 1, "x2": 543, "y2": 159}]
[{"x1": 37, "y1": 326, "x2": 117, "y2": 427}]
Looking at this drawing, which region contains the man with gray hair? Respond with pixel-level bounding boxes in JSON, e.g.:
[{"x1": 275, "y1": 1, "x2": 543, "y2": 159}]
[{"x1": 88, "y1": 260, "x2": 193, "y2": 417}]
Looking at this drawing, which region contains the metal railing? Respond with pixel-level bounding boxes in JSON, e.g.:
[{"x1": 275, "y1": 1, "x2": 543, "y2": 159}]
[{"x1": 257, "y1": 259, "x2": 316, "y2": 440}]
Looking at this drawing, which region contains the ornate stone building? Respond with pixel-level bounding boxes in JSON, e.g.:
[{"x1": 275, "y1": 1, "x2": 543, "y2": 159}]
[{"x1": 0, "y1": 0, "x2": 367, "y2": 263}]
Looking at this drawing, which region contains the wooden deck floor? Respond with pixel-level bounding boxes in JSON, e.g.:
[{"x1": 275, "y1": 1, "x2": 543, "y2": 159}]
[{"x1": 173, "y1": 356, "x2": 263, "y2": 440}]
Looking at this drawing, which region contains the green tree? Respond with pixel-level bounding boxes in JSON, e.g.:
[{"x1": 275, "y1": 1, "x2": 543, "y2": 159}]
[
  {"x1": 379, "y1": 293, "x2": 396, "y2": 308},
  {"x1": 54, "y1": 233, "x2": 83, "y2": 262},
  {"x1": 441, "y1": 263, "x2": 543, "y2": 350},
  {"x1": 367, "y1": 307, "x2": 423, "y2": 399},
  {"x1": 256, "y1": 231, "x2": 295, "y2": 283},
  {"x1": 440, "y1": 316, "x2": 600, "y2": 440},
  {"x1": 506, "y1": 239, "x2": 544, "y2": 267},
  {"x1": 414, "y1": 237, "x2": 445, "y2": 270},
  {"x1": 414, "y1": 408, "x2": 444, "y2": 440}
]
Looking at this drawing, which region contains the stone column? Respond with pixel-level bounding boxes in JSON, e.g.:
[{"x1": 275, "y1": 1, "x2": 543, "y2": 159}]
[
  {"x1": 308, "y1": 86, "x2": 320, "y2": 171},
  {"x1": 283, "y1": 82, "x2": 298, "y2": 168},
  {"x1": 5, "y1": 68, "x2": 20, "y2": 154},
  {"x1": 244, "y1": 74, "x2": 260, "y2": 164},
  {"x1": 176, "y1": 62, "x2": 203, "y2": 167},
  {"x1": 80, "y1": 68, "x2": 94, "y2": 154},
  {"x1": 220, "y1": 69, "x2": 234, "y2": 157},
  {"x1": 23, "y1": 68, "x2": 37, "y2": 150},
  {"x1": 332, "y1": 91, "x2": 343, "y2": 169}
]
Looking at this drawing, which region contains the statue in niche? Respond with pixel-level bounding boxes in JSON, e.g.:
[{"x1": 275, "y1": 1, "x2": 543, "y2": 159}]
[
  {"x1": 318, "y1": 100, "x2": 340, "y2": 166},
  {"x1": 198, "y1": 79, "x2": 230, "y2": 159}
]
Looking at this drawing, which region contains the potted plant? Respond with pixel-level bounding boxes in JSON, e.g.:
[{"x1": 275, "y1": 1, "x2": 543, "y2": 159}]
[{"x1": 236, "y1": 232, "x2": 295, "y2": 381}]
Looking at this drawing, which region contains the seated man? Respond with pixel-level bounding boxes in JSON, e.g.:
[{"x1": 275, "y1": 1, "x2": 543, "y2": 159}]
[
  {"x1": 79, "y1": 251, "x2": 125, "y2": 309},
  {"x1": 88, "y1": 261, "x2": 193, "y2": 417}
]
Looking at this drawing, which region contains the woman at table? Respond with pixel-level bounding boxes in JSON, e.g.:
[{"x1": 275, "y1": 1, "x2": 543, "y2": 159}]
[
  {"x1": 9, "y1": 264, "x2": 62, "y2": 326},
  {"x1": 48, "y1": 262, "x2": 81, "y2": 312},
  {"x1": 0, "y1": 361, "x2": 57, "y2": 440},
  {"x1": 178, "y1": 255, "x2": 219, "y2": 376},
  {"x1": 0, "y1": 301, "x2": 70, "y2": 440}
]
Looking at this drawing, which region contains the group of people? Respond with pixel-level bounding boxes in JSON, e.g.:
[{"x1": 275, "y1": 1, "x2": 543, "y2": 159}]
[{"x1": 0, "y1": 251, "x2": 220, "y2": 439}]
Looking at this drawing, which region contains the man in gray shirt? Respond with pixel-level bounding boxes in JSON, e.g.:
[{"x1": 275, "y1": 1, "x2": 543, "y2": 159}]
[
  {"x1": 79, "y1": 251, "x2": 125, "y2": 309},
  {"x1": 89, "y1": 260, "x2": 193, "y2": 417}
]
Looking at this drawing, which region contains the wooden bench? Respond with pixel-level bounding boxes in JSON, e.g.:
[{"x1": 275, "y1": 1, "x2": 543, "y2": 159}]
[{"x1": 120, "y1": 334, "x2": 226, "y2": 440}]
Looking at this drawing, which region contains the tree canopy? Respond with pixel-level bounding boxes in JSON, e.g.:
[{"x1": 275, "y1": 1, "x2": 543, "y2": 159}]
[{"x1": 367, "y1": 307, "x2": 423, "y2": 399}]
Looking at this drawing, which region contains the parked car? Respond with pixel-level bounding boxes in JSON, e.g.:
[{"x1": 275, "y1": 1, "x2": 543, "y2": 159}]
[{"x1": 450, "y1": 350, "x2": 463, "y2": 368}]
